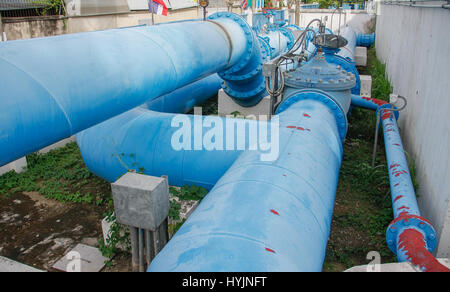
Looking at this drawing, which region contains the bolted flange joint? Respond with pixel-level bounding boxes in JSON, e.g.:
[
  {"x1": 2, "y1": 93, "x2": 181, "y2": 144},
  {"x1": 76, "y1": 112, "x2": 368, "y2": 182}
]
[{"x1": 386, "y1": 214, "x2": 438, "y2": 255}]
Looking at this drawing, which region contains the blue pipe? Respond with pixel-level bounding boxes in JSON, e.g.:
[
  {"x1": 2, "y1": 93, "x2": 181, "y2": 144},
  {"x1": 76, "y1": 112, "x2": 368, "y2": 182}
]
[
  {"x1": 76, "y1": 108, "x2": 271, "y2": 190},
  {"x1": 356, "y1": 33, "x2": 375, "y2": 47},
  {"x1": 379, "y1": 106, "x2": 448, "y2": 272},
  {"x1": 349, "y1": 100, "x2": 449, "y2": 271},
  {"x1": 148, "y1": 95, "x2": 345, "y2": 272},
  {"x1": 142, "y1": 74, "x2": 222, "y2": 114},
  {"x1": 0, "y1": 12, "x2": 253, "y2": 167}
]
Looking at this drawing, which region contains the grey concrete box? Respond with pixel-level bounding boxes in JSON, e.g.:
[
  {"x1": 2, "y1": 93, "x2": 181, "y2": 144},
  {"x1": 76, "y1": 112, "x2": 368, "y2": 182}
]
[{"x1": 111, "y1": 173, "x2": 169, "y2": 231}]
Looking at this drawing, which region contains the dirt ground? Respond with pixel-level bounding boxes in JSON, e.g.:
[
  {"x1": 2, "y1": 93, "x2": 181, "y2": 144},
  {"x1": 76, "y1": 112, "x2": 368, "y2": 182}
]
[{"x1": 0, "y1": 191, "x2": 119, "y2": 271}]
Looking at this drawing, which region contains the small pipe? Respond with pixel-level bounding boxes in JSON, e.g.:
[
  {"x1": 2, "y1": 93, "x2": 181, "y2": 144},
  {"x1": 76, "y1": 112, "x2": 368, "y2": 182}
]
[
  {"x1": 139, "y1": 229, "x2": 145, "y2": 272},
  {"x1": 351, "y1": 99, "x2": 449, "y2": 272},
  {"x1": 380, "y1": 107, "x2": 449, "y2": 272},
  {"x1": 129, "y1": 227, "x2": 139, "y2": 272},
  {"x1": 145, "y1": 230, "x2": 153, "y2": 265}
]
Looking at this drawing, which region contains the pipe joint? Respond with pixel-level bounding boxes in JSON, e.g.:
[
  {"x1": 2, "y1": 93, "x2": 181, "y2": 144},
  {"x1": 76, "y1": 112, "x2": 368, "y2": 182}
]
[
  {"x1": 386, "y1": 214, "x2": 437, "y2": 256},
  {"x1": 208, "y1": 12, "x2": 254, "y2": 75}
]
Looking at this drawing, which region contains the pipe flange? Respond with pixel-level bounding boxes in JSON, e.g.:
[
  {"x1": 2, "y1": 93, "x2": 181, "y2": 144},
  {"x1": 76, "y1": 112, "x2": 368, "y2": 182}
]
[
  {"x1": 386, "y1": 214, "x2": 437, "y2": 254},
  {"x1": 258, "y1": 35, "x2": 272, "y2": 60},
  {"x1": 323, "y1": 53, "x2": 361, "y2": 95},
  {"x1": 276, "y1": 89, "x2": 348, "y2": 141},
  {"x1": 219, "y1": 64, "x2": 262, "y2": 81},
  {"x1": 208, "y1": 12, "x2": 254, "y2": 75},
  {"x1": 223, "y1": 82, "x2": 265, "y2": 99}
]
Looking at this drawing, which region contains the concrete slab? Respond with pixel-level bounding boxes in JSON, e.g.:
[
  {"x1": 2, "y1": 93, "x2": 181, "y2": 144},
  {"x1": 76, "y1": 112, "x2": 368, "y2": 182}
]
[
  {"x1": 38, "y1": 136, "x2": 75, "y2": 154},
  {"x1": 0, "y1": 136, "x2": 75, "y2": 176},
  {"x1": 218, "y1": 89, "x2": 272, "y2": 118},
  {"x1": 0, "y1": 256, "x2": 44, "y2": 272},
  {"x1": 52, "y1": 244, "x2": 107, "y2": 272},
  {"x1": 355, "y1": 46, "x2": 367, "y2": 67},
  {"x1": 345, "y1": 258, "x2": 450, "y2": 272},
  {"x1": 360, "y1": 75, "x2": 372, "y2": 98},
  {"x1": 0, "y1": 157, "x2": 27, "y2": 176}
]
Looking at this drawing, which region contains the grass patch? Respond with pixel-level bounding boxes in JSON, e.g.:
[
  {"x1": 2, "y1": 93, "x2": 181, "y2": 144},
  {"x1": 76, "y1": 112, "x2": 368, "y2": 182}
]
[
  {"x1": 323, "y1": 47, "x2": 398, "y2": 271},
  {"x1": 0, "y1": 142, "x2": 112, "y2": 207}
]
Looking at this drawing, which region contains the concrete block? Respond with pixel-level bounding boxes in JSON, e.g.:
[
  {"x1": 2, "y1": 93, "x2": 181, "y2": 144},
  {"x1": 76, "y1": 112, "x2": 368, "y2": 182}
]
[
  {"x1": 0, "y1": 256, "x2": 44, "y2": 272},
  {"x1": 360, "y1": 75, "x2": 372, "y2": 98},
  {"x1": 355, "y1": 46, "x2": 367, "y2": 67},
  {"x1": 38, "y1": 136, "x2": 75, "y2": 154},
  {"x1": 218, "y1": 89, "x2": 272, "y2": 118},
  {"x1": 52, "y1": 244, "x2": 108, "y2": 272},
  {"x1": 0, "y1": 157, "x2": 27, "y2": 176},
  {"x1": 345, "y1": 258, "x2": 450, "y2": 272},
  {"x1": 111, "y1": 173, "x2": 169, "y2": 231}
]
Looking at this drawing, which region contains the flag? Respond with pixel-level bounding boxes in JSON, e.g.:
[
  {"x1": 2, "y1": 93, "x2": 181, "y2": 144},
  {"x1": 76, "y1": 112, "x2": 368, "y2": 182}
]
[
  {"x1": 149, "y1": 0, "x2": 168, "y2": 16},
  {"x1": 242, "y1": 0, "x2": 248, "y2": 9}
]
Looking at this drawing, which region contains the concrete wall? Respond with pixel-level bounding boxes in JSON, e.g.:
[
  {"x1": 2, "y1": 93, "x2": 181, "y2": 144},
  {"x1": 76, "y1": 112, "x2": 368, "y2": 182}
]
[
  {"x1": 1, "y1": 8, "x2": 201, "y2": 40},
  {"x1": 375, "y1": 4, "x2": 450, "y2": 257},
  {"x1": 289, "y1": 9, "x2": 376, "y2": 33}
]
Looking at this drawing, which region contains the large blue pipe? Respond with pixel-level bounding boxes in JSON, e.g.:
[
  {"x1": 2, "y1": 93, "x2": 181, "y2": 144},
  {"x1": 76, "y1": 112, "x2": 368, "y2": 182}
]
[
  {"x1": 77, "y1": 108, "x2": 272, "y2": 190},
  {"x1": 148, "y1": 97, "x2": 345, "y2": 271},
  {"x1": 0, "y1": 12, "x2": 256, "y2": 167},
  {"x1": 142, "y1": 74, "x2": 222, "y2": 114}
]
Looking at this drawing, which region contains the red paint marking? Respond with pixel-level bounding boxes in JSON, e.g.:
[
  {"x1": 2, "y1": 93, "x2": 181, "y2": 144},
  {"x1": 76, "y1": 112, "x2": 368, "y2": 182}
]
[
  {"x1": 390, "y1": 163, "x2": 401, "y2": 169},
  {"x1": 303, "y1": 113, "x2": 311, "y2": 118},
  {"x1": 398, "y1": 206, "x2": 410, "y2": 211},
  {"x1": 393, "y1": 195, "x2": 404, "y2": 202},
  {"x1": 287, "y1": 126, "x2": 296, "y2": 129},
  {"x1": 394, "y1": 143, "x2": 401, "y2": 146},
  {"x1": 386, "y1": 129, "x2": 394, "y2": 132},
  {"x1": 270, "y1": 209, "x2": 280, "y2": 216},
  {"x1": 382, "y1": 110, "x2": 392, "y2": 121},
  {"x1": 389, "y1": 214, "x2": 433, "y2": 227},
  {"x1": 394, "y1": 183, "x2": 400, "y2": 187},
  {"x1": 306, "y1": 128, "x2": 311, "y2": 132},
  {"x1": 297, "y1": 127, "x2": 305, "y2": 131},
  {"x1": 398, "y1": 211, "x2": 410, "y2": 217},
  {"x1": 265, "y1": 247, "x2": 276, "y2": 253},
  {"x1": 398, "y1": 229, "x2": 450, "y2": 272}
]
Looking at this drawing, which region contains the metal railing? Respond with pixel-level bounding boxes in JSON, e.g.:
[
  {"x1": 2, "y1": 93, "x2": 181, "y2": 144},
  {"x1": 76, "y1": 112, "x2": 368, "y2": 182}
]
[
  {"x1": 381, "y1": 0, "x2": 450, "y2": 9},
  {"x1": 0, "y1": 0, "x2": 65, "y2": 17}
]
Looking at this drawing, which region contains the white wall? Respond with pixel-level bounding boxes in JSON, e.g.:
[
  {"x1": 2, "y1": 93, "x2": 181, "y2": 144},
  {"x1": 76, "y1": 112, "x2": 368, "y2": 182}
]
[
  {"x1": 289, "y1": 9, "x2": 376, "y2": 33},
  {"x1": 376, "y1": 4, "x2": 450, "y2": 257}
]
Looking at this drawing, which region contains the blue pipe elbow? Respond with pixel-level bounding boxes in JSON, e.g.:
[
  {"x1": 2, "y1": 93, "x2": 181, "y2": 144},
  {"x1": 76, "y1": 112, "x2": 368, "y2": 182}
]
[{"x1": 77, "y1": 108, "x2": 270, "y2": 190}]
